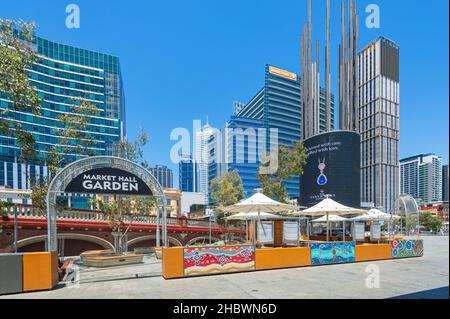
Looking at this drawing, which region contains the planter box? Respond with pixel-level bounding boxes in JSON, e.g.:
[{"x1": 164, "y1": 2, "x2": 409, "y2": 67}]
[
  {"x1": 133, "y1": 247, "x2": 154, "y2": 254},
  {"x1": 82, "y1": 254, "x2": 144, "y2": 267},
  {"x1": 23, "y1": 252, "x2": 59, "y2": 292},
  {"x1": 80, "y1": 249, "x2": 114, "y2": 262},
  {"x1": 0, "y1": 253, "x2": 23, "y2": 295},
  {"x1": 355, "y1": 244, "x2": 392, "y2": 262},
  {"x1": 255, "y1": 247, "x2": 311, "y2": 270}
]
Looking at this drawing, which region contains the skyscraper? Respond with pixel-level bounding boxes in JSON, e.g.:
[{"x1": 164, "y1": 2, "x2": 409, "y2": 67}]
[
  {"x1": 149, "y1": 165, "x2": 173, "y2": 189},
  {"x1": 195, "y1": 123, "x2": 214, "y2": 204},
  {"x1": 400, "y1": 154, "x2": 443, "y2": 204},
  {"x1": 359, "y1": 36, "x2": 400, "y2": 212},
  {"x1": 209, "y1": 64, "x2": 333, "y2": 199},
  {"x1": 0, "y1": 34, "x2": 125, "y2": 194},
  {"x1": 179, "y1": 153, "x2": 198, "y2": 193}
]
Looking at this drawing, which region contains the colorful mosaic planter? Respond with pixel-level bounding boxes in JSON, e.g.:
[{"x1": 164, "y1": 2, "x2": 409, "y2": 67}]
[
  {"x1": 183, "y1": 245, "x2": 255, "y2": 276},
  {"x1": 391, "y1": 239, "x2": 424, "y2": 258},
  {"x1": 310, "y1": 242, "x2": 355, "y2": 265}
]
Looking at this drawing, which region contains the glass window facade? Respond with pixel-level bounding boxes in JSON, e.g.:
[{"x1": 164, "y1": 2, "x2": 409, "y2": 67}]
[
  {"x1": 0, "y1": 35, "x2": 125, "y2": 199},
  {"x1": 209, "y1": 64, "x2": 334, "y2": 200}
]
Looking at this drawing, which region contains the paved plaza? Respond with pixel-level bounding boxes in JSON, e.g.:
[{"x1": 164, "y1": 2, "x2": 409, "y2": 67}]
[{"x1": 1, "y1": 236, "x2": 448, "y2": 299}]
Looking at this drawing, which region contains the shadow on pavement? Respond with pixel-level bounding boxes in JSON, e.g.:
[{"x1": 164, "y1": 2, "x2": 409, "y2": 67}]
[{"x1": 389, "y1": 286, "x2": 449, "y2": 299}]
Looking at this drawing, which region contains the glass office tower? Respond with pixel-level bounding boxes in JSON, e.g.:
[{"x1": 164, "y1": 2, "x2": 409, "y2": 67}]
[
  {"x1": 208, "y1": 65, "x2": 333, "y2": 200},
  {"x1": 0, "y1": 35, "x2": 125, "y2": 202}
]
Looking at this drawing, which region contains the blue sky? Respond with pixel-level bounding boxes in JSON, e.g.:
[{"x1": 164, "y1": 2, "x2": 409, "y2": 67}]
[{"x1": 2, "y1": 0, "x2": 449, "y2": 186}]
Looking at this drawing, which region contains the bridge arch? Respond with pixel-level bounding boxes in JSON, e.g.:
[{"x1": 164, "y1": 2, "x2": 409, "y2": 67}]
[
  {"x1": 16, "y1": 233, "x2": 114, "y2": 251},
  {"x1": 186, "y1": 236, "x2": 222, "y2": 246},
  {"x1": 46, "y1": 156, "x2": 168, "y2": 252},
  {"x1": 128, "y1": 235, "x2": 182, "y2": 247}
]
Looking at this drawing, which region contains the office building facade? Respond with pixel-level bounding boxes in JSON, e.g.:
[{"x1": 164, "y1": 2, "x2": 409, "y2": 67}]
[
  {"x1": 195, "y1": 124, "x2": 214, "y2": 204},
  {"x1": 400, "y1": 154, "x2": 443, "y2": 204},
  {"x1": 209, "y1": 65, "x2": 333, "y2": 199},
  {"x1": 358, "y1": 36, "x2": 400, "y2": 213},
  {"x1": 179, "y1": 154, "x2": 198, "y2": 193},
  {"x1": 149, "y1": 165, "x2": 173, "y2": 189},
  {"x1": 0, "y1": 35, "x2": 125, "y2": 196}
]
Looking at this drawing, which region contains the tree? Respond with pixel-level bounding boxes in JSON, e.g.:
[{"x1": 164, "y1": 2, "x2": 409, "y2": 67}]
[
  {"x1": 114, "y1": 127, "x2": 149, "y2": 167},
  {"x1": 1, "y1": 19, "x2": 41, "y2": 174},
  {"x1": 0, "y1": 19, "x2": 41, "y2": 121},
  {"x1": 258, "y1": 141, "x2": 308, "y2": 202},
  {"x1": 210, "y1": 170, "x2": 245, "y2": 207},
  {"x1": 420, "y1": 212, "x2": 443, "y2": 233},
  {"x1": 210, "y1": 170, "x2": 245, "y2": 226},
  {"x1": 1, "y1": 19, "x2": 42, "y2": 241},
  {"x1": 58, "y1": 97, "x2": 101, "y2": 158}
]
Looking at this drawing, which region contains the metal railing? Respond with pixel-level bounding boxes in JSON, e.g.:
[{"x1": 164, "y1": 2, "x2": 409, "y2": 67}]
[{"x1": 5, "y1": 204, "x2": 242, "y2": 230}]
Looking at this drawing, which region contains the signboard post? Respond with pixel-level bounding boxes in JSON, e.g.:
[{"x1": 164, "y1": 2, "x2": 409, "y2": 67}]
[{"x1": 353, "y1": 222, "x2": 365, "y2": 242}]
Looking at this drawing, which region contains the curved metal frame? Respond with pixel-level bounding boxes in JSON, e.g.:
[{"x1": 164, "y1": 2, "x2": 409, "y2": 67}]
[
  {"x1": 395, "y1": 194, "x2": 420, "y2": 239},
  {"x1": 46, "y1": 156, "x2": 168, "y2": 252}
]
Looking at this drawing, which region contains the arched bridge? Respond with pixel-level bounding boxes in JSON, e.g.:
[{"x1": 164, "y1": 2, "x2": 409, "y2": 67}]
[{"x1": 0, "y1": 205, "x2": 246, "y2": 256}]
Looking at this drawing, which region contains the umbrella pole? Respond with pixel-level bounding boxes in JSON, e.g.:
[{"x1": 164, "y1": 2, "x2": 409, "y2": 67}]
[
  {"x1": 343, "y1": 221, "x2": 346, "y2": 242},
  {"x1": 326, "y1": 213, "x2": 330, "y2": 242},
  {"x1": 246, "y1": 218, "x2": 248, "y2": 243}
]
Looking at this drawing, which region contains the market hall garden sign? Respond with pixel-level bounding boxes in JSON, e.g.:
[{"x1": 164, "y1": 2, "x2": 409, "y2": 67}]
[{"x1": 65, "y1": 167, "x2": 152, "y2": 196}]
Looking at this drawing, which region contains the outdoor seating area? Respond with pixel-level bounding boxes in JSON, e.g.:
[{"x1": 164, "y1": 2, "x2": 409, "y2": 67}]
[{"x1": 162, "y1": 191, "x2": 424, "y2": 279}]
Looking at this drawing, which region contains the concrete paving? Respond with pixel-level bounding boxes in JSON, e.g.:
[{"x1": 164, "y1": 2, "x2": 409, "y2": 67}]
[{"x1": 1, "y1": 236, "x2": 448, "y2": 299}]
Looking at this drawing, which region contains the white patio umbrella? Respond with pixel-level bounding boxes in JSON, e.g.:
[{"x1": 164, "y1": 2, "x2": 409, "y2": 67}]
[
  {"x1": 221, "y1": 191, "x2": 297, "y2": 244},
  {"x1": 311, "y1": 214, "x2": 349, "y2": 222},
  {"x1": 350, "y1": 208, "x2": 401, "y2": 222},
  {"x1": 225, "y1": 212, "x2": 284, "y2": 220},
  {"x1": 311, "y1": 214, "x2": 349, "y2": 241},
  {"x1": 292, "y1": 198, "x2": 366, "y2": 241},
  {"x1": 226, "y1": 212, "x2": 284, "y2": 243},
  {"x1": 351, "y1": 208, "x2": 401, "y2": 242}
]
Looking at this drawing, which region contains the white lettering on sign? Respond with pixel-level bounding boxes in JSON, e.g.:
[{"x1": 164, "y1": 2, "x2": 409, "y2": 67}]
[{"x1": 82, "y1": 177, "x2": 139, "y2": 192}]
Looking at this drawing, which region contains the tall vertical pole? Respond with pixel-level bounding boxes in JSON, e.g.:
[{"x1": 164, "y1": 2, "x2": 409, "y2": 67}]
[
  {"x1": 353, "y1": 2, "x2": 359, "y2": 132},
  {"x1": 156, "y1": 207, "x2": 160, "y2": 247},
  {"x1": 325, "y1": 0, "x2": 331, "y2": 132},
  {"x1": 13, "y1": 205, "x2": 18, "y2": 253}
]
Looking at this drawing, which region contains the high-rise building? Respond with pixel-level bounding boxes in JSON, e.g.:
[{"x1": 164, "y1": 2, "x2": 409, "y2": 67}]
[
  {"x1": 233, "y1": 101, "x2": 245, "y2": 116},
  {"x1": 195, "y1": 123, "x2": 214, "y2": 204},
  {"x1": 149, "y1": 165, "x2": 173, "y2": 189},
  {"x1": 0, "y1": 35, "x2": 125, "y2": 195},
  {"x1": 358, "y1": 36, "x2": 400, "y2": 213},
  {"x1": 208, "y1": 117, "x2": 264, "y2": 198},
  {"x1": 443, "y1": 165, "x2": 449, "y2": 202},
  {"x1": 209, "y1": 64, "x2": 333, "y2": 199},
  {"x1": 179, "y1": 154, "x2": 198, "y2": 193},
  {"x1": 400, "y1": 154, "x2": 443, "y2": 204}
]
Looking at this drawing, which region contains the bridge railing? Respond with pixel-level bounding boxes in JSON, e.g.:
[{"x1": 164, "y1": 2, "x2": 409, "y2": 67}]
[{"x1": 5, "y1": 204, "x2": 243, "y2": 230}]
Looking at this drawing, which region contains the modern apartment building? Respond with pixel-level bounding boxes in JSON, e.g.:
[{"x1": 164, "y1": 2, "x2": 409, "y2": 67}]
[
  {"x1": 358, "y1": 36, "x2": 400, "y2": 213},
  {"x1": 400, "y1": 154, "x2": 443, "y2": 204},
  {"x1": 149, "y1": 165, "x2": 173, "y2": 189},
  {"x1": 0, "y1": 35, "x2": 125, "y2": 199}
]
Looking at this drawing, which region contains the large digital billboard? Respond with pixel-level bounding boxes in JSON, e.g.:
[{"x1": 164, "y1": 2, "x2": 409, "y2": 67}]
[{"x1": 300, "y1": 131, "x2": 360, "y2": 208}]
